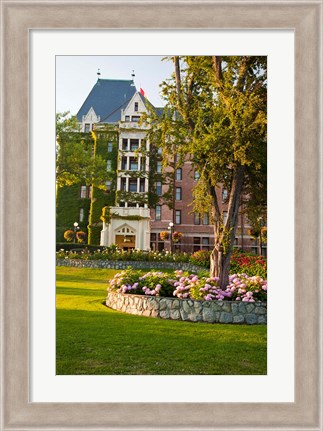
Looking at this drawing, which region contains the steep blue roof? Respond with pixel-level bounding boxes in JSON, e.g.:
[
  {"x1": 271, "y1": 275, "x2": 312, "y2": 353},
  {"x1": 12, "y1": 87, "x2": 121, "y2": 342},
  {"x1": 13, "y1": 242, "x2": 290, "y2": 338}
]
[{"x1": 76, "y1": 79, "x2": 137, "y2": 123}]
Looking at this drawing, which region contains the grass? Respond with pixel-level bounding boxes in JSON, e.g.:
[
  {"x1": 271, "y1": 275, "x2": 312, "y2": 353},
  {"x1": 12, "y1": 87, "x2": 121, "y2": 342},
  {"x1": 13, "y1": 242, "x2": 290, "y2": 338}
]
[{"x1": 56, "y1": 267, "x2": 267, "y2": 375}]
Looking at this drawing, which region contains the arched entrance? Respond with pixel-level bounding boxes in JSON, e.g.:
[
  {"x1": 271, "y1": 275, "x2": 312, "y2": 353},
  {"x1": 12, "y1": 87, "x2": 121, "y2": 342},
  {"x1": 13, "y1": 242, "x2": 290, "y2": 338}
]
[{"x1": 115, "y1": 225, "x2": 136, "y2": 250}]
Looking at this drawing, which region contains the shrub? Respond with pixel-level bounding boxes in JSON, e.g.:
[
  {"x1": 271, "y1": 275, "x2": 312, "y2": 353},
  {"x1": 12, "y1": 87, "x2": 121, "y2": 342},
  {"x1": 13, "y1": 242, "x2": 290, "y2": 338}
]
[
  {"x1": 63, "y1": 230, "x2": 75, "y2": 242},
  {"x1": 230, "y1": 250, "x2": 267, "y2": 279},
  {"x1": 108, "y1": 269, "x2": 175, "y2": 297},
  {"x1": 189, "y1": 250, "x2": 211, "y2": 268},
  {"x1": 226, "y1": 273, "x2": 267, "y2": 302}
]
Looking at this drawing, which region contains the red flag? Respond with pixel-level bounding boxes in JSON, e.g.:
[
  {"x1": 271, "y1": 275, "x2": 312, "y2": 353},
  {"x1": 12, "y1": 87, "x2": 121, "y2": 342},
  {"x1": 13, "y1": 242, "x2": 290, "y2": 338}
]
[{"x1": 140, "y1": 88, "x2": 145, "y2": 97}]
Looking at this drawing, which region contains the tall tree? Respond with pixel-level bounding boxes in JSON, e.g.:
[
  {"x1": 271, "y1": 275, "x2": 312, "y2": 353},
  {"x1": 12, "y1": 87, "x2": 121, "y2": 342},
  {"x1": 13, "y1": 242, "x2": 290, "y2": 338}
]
[
  {"x1": 56, "y1": 111, "x2": 110, "y2": 189},
  {"x1": 146, "y1": 56, "x2": 267, "y2": 288}
]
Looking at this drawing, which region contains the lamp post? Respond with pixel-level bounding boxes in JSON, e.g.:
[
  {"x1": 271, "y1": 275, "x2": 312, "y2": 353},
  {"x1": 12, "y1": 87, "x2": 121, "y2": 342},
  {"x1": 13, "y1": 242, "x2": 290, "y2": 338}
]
[
  {"x1": 73, "y1": 222, "x2": 79, "y2": 243},
  {"x1": 257, "y1": 216, "x2": 263, "y2": 255},
  {"x1": 168, "y1": 221, "x2": 174, "y2": 253}
]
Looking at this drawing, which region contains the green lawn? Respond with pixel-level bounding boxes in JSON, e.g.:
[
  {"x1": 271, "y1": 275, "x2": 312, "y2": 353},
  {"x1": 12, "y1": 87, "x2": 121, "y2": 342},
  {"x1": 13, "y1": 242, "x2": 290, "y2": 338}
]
[{"x1": 56, "y1": 267, "x2": 267, "y2": 375}]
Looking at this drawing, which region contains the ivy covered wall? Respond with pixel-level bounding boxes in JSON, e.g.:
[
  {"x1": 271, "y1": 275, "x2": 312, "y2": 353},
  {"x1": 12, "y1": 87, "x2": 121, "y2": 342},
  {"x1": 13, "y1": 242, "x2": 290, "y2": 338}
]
[
  {"x1": 88, "y1": 130, "x2": 118, "y2": 244},
  {"x1": 56, "y1": 129, "x2": 118, "y2": 245},
  {"x1": 56, "y1": 184, "x2": 91, "y2": 242}
]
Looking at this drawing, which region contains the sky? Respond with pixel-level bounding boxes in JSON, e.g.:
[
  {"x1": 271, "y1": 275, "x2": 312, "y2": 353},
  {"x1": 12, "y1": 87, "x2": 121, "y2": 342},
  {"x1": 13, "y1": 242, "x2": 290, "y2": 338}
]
[{"x1": 56, "y1": 56, "x2": 175, "y2": 115}]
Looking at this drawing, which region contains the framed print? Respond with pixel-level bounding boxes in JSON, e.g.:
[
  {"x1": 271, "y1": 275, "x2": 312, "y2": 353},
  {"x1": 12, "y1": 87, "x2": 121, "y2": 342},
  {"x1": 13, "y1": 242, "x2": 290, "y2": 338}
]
[{"x1": 1, "y1": 0, "x2": 322, "y2": 430}]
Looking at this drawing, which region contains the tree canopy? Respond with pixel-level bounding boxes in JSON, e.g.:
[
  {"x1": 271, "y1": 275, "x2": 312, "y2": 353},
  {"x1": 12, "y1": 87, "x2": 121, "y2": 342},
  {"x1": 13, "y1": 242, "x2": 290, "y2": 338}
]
[
  {"x1": 145, "y1": 56, "x2": 267, "y2": 287},
  {"x1": 56, "y1": 111, "x2": 110, "y2": 189}
]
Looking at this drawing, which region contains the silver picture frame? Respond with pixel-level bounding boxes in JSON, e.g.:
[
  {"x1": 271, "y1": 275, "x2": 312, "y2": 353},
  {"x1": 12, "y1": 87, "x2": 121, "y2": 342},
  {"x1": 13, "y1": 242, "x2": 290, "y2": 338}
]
[{"x1": 1, "y1": 1, "x2": 322, "y2": 430}]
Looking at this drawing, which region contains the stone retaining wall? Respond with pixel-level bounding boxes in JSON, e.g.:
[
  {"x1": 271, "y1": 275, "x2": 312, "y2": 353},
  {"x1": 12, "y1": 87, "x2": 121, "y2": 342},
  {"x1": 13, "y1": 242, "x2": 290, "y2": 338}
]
[
  {"x1": 56, "y1": 259, "x2": 203, "y2": 272},
  {"x1": 106, "y1": 291, "x2": 267, "y2": 325}
]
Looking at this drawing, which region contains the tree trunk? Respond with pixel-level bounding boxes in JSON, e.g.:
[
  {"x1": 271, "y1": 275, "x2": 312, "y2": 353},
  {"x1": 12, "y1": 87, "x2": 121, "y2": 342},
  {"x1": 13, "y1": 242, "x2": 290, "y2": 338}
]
[{"x1": 209, "y1": 165, "x2": 245, "y2": 289}]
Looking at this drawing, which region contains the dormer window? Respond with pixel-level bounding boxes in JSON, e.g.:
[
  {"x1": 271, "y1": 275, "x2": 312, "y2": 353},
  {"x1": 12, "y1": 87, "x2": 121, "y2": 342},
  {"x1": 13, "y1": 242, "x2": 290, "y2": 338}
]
[
  {"x1": 125, "y1": 115, "x2": 130, "y2": 122},
  {"x1": 134, "y1": 102, "x2": 139, "y2": 112},
  {"x1": 84, "y1": 123, "x2": 91, "y2": 133},
  {"x1": 131, "y1": 115, "x2": 140, "y2": 122}
]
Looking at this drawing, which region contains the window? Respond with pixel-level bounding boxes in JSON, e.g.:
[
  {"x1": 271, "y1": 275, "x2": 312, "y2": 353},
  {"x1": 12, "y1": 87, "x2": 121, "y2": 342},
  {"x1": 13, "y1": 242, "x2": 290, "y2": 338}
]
[
  {"x1": 193, "y1": 237, "x2": 200, "y2": 252},
  {"x1": 176, "y1": 168, "x2": 182, "y2": 180},
  {"x1": 134, "y1": 102, "x2": 139, "y2": 112},
  {"x1": 80, "y1": 186, "x2": 87, "y2": 198},
  {"x1": 156, "y1": 181, "x2": 162, "y2": 196},
  {"x1": 107, "y1": 142, "x2": 113, "y2": 152},
  {"x1": 122, "y1": 139, "x2": 128, "y2": 150},
  {"x1": 79, "y1": 208, "x2": 84, "y2": 222},
  {"x1": 202, "y1": 237, "x2": 210, "y2": 250},
  {"x1": 203, "y1": 212, "x2": 210, "y2": 225},
  {"x1": 125, "y1": 115, "x2": 130, "y2": 122},
  {"x1": 84, "y1": 123, "x2": 91, "y2": 133},
  {"x1": 194, "y1": 171, "x2": 200, "y2": 181},
  {"x1": 131, "y1": 116, "x2": 140, "y2": 122},
  {"x1": 222, "y1": 188, "x2": 228, "y2": 202},
  {"x1": 121, "y1": 178, "x2": 127, "y2": 191},
  {"x1": 130, "y1": 139, "x2": 139, "y2": 151},
  {"x1": 129, "y1": 179, "x2": 137, "y2": 192},
  {"x1": 175, "y1": 187, "x2": 182, "y2": 201},
  {"x1": 223, "y1": 211, "x2": 228, "y2": 224},
  {"x1": 129, "y1": 157, "x2": 138, "y2": 171},
  {"x1": 121, "y1": 157, "x2": 127, "y2": 170},
  {"x1": 194, "y1": 212, "x2": 201, "y2": 225},
  {"x1": 157, "y1": 147, "x2": 162, "y2": 155},
  {"x1": 155, "y1": 205, "x2": 161, "y2": 220},
  {"x1": 175, "y1": 210, "x2": 181, "y2": 225},
  {"x1": 106, "y1": 181, "x2": 111, "y2": 191},
  {"x1": 139, "y1": 178, "x2": 145, "y2": 192},
  {"x1": 106, "y1": 160, "x2": 112, "y2": 171},
  {"x1": 157, "y1": 161, "x2": 162, "y2": 173}
]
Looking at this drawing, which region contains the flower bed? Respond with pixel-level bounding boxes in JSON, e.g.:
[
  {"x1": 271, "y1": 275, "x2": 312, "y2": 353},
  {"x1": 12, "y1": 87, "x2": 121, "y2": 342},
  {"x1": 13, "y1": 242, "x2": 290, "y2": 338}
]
[
  {"x1": 108, "y1": 269, "x2": 267, "y2": 303},
  {"x1": 56, "y1": 248, "x2": 267, "y2": 278}
]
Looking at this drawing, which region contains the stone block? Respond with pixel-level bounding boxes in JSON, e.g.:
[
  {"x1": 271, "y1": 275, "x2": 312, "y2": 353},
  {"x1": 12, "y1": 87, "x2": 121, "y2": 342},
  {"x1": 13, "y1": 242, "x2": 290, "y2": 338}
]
[
  {"x1": 238, "y1": 303, "x2": 246, "y2": 313},
  {"x1": 194, "y1": 302, "x2": 202, "y2": 314},
  {"x1": 233, "y1": 314, "x2": 244, "y2": 324},
  {"x1": 222, "y1": 302, "x2": 232, "y2": 313},
  {"x1": 246, "y1": 303, "x2": 255, "y2": 313},
  {"x1": 171, "y1": 299, "x2": 180, "y2": 309},
  {"x1": 182, "y1": 300, "x2": 193, "y2": 314},
  {"x1": 255, "y1": 306, "x2": 266, "y2": 315},
  {"x1": 257, "y1": 315, "x2": 267, "y2": 324},
  {"x1": 142, "y1": 310, "x2": 151, "y2": 317},
  {"x1": 219, "y1": 312, "x2": 233, "y2": 324},
  {"x1": 147, "y1": 298, "x2": 159, "y2": 311},
  {"x1": 202, "y1": 307, "x2": 216, "y2": 323},
  {"x1": 245, "y1": 314, "x2": 257, "y2": 325},
  {"x1": 231, "y1": 303, "x2": 239, "y2": 315},
  {"x1": 150, "y1": 310, "x2": 159, "y2": 318},
  {"x1": 160, "y1": 310, "x2": 170, "y2": 319},
  {"x1": 159, "y1": 299, "x2": 167, "y2": 311},
  {"x1": 170, "y1": 309, "x2": 180, "y2": 320}
]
